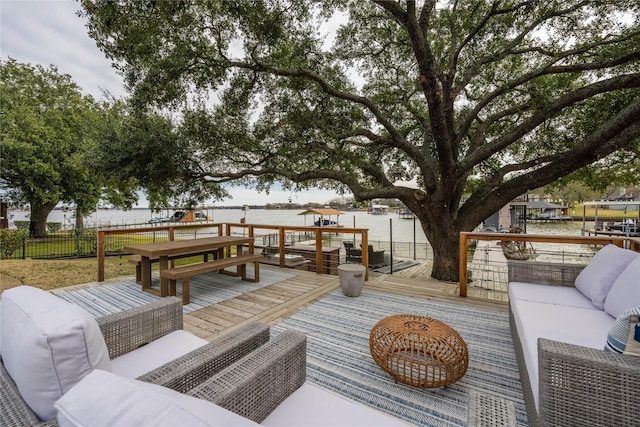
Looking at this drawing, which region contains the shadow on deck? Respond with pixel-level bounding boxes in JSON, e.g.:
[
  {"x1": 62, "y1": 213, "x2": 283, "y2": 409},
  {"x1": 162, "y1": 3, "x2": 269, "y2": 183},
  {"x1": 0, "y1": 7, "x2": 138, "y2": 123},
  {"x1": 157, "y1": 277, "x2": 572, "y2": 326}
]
[{"x1": 185, "y1": 263, "x2": 508, "y2": 340}]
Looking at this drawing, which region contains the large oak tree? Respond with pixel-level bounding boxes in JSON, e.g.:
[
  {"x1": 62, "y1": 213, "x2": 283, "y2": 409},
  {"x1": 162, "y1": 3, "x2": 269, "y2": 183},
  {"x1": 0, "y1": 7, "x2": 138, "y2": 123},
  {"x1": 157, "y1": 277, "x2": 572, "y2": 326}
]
[
  {"x1": 0, "y1": 59, "x2": 139, "y2": 235},
  {"x1": 0, "y1": 59, "x2": 104, "y2": 236},
  {"x1": 81, "y1": 0, "x2": 640, "y2": 281}
]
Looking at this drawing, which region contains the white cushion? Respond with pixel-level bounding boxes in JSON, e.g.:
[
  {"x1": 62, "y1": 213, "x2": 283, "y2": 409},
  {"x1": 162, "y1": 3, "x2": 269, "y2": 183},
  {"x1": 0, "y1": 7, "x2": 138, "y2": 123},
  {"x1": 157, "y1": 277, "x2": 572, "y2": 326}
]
[
  {"x1": 262, "y1": 382, "x2": 408, "y2": 426},
  {"x1": 508, "y1": 282, "x2": 597, "y2": 309},
  {"x1": 0, "y1": 286, "x2": 111, "y2": 421},
  {"x1": 55, "y1": 370, "x2": 259, "y2": 427},
  {"x1": 511, "y1": 299, "x2": 615, "y2": 412},
  {"x1": 111, "y1": 330, "x2": 207, "y2": 378},
  {"x1": 574, "y1": 244, "x2": 638, "y2": 310},
  {"x1": 604, "y1": 257, "x2": 640, "y2": 318}
]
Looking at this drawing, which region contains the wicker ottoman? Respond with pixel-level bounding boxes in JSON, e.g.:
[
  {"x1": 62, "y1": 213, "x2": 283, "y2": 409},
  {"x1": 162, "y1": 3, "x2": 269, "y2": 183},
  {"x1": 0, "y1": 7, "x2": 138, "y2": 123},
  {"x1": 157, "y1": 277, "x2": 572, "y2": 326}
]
[{"x1": 369, "y1": 314, "x2": 468, "y2": 388}]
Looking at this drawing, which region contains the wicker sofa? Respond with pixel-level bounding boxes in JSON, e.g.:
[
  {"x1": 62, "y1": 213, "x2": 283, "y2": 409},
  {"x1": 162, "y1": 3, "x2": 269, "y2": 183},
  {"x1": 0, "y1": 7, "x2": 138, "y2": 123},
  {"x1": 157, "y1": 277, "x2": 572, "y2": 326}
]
[{"x1": 507, "y1": 246, "x2": 640, "y2": 427}]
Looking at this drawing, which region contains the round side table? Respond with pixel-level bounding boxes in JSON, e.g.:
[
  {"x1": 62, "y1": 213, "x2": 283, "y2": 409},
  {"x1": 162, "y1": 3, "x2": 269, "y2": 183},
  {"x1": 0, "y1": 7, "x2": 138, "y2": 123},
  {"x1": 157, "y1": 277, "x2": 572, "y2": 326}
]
[
  {"x1": 369, "y1": 314, "x2": 468, "y2": 388},
  {"x1": 337, "y1": 264, "x2": 366, "y2": 297}
]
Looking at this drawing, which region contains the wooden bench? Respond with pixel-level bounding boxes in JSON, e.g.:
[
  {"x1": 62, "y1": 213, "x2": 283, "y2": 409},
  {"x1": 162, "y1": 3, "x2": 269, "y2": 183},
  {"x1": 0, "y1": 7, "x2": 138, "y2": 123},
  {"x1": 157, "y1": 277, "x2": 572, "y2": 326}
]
[
  {"x1": 159, "y1": 254, "x2": 263, "y2": 304},
  {"x1": 128, "y1": 251, "x2": 220, "y2": 284}
]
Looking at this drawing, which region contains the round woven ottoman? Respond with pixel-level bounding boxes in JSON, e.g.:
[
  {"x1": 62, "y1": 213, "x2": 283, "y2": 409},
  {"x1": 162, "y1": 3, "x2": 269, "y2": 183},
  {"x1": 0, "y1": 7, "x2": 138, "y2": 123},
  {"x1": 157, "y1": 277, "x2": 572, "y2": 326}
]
[{"x1": 369, "y1": 314, "x2": 468, "y2": 388}]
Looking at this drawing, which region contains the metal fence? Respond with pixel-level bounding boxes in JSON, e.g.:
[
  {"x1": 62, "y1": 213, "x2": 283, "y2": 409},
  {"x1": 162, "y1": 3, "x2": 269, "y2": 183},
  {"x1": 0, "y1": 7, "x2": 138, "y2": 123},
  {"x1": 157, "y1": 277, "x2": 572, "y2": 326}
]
[
  {"x1": 3, "y1": 229, "x2": 99, "y2": 260},
  {"x1": 1, "y1": 225, "x2": 224, "y2": 260},
  {"x1": 2, "y1": 222, "x2": 432, "y2": 264}
]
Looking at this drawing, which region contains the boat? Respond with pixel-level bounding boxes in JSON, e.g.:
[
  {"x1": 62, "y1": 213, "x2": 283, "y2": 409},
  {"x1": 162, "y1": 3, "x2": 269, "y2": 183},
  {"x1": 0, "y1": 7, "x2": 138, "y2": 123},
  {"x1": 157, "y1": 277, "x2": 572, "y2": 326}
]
[
  {"x1": 399, "y1": 209, "x2": 415, "y2": 219},
  {"x1": 368, "y1": 204, "x2": 389, "y2": 215},
  {"x1": 314, "y1": 219, "x2": 338, "y2": 227},
  {"x1": 148, "y1": 210, "x2": 211, "y2": 224},
  {"x1": 605, "y1": 220, "x2": 640, "y2": 236},
  {"x1": 298, "y1": 208, "x2": 344, "y2": 227}
]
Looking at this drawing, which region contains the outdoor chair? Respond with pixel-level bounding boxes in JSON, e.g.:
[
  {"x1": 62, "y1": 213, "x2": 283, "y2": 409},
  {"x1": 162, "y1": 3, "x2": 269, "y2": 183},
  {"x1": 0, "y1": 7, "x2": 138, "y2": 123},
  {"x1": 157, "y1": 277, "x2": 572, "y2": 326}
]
[
  {"x1": 365, "y1": 244, "x2": 386, "y2": 268},
  {"x1": 0, "y1": 286, "x2": 270, "y2": 426},
  {"x1": 2, "y1": 285, "x2": 407, "y2": 426},
  {"x1": 343, "y1": 241, "x2": 362, "y2": 262}
]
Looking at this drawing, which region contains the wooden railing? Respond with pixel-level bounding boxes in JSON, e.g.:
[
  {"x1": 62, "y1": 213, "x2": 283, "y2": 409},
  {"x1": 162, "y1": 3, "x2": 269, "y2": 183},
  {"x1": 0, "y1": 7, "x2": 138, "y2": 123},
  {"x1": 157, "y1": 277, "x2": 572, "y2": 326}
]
[
  {"x1": 458, "y1": 232, "x2": 631, "y2": 297},
  {"x1": 223, "y1": 223, "x2": 370, "y2": 279},
  {"x1": 97, "y1": 222, "x2": 369, "y2": 282}
]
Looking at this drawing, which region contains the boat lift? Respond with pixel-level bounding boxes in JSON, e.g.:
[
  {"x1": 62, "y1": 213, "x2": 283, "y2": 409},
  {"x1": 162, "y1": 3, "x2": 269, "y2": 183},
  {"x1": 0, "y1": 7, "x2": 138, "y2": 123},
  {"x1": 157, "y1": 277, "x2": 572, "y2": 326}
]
[{"x1": 581, "y1": 201, "x2": 640, "y2": 238}]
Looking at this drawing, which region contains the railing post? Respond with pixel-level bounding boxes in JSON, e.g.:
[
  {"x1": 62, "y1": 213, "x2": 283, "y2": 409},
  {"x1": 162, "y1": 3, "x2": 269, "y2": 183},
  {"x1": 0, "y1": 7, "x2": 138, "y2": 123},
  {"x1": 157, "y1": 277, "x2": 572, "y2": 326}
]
[
  {"x1": 279, "y1": 227, "x2": 286, "y2": 268},
  {"x1": 97, "y1": 230, "x2": 105, "y2": 282},
  {"x1": 459, "y1": 232, "x2": 468, "y2": 297},
  {"x1": 315, "y1": 229, "x2": 323, "y2": 274},
  {"x1": 361, "y1": 231, "x2": 369, "y2": 280}
]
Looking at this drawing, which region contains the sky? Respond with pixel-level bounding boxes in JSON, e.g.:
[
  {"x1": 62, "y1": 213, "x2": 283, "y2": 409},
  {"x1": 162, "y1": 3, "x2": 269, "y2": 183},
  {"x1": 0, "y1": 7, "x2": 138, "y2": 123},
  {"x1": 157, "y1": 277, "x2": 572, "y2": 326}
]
[{"x1": 0, "y1": 0, "x2": 343, "y2": 207}]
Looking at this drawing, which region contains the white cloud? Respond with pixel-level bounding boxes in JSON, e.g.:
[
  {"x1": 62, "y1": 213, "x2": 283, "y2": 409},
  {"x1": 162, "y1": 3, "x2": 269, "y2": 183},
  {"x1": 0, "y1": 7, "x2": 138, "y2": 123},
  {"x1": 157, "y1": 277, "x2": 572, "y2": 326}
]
[{"x1": 0, "y1": 0, "x2": 126, "y2": 99}]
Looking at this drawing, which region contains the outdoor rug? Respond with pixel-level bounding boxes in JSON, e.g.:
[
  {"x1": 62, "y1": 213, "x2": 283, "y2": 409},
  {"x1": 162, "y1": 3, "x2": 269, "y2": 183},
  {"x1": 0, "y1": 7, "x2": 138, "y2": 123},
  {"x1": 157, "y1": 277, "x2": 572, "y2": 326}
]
[
  {"x1": 54, "y1": 266, "x2": 296, "y2": 316},
  {"x1": 272, "y1": 289, "x2": 527, "y2": 426}
]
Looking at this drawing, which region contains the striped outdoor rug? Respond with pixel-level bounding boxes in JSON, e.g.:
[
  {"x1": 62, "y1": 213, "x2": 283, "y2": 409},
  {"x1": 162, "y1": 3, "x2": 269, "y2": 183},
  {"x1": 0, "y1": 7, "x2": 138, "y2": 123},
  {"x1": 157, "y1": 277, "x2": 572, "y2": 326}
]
[
  {"x1": 54, "y1": 266, "x2": 295, "y2": 316},
  {"x1": 272, "y1": 289, "x2": 527, "y2": 426}
]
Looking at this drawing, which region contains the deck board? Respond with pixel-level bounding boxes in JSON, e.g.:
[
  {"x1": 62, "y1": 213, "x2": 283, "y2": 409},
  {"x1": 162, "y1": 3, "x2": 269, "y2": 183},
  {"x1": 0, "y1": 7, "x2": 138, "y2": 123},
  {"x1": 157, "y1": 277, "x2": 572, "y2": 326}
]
[{"x1": 186, "y1": 264, "x2": 507, "y2": 340}]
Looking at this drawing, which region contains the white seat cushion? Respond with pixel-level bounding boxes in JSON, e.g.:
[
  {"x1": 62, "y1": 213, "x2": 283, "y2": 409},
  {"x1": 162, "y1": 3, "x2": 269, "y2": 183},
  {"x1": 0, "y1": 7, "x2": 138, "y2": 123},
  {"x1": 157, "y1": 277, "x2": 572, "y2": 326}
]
[
  {"x1": 604, "y1": 256, "x2": 640, "y2": 318},
  {"x1": 574, "y1": 244, "x2": 638, "y2": 309},
  {"x1": 511, "y1": 299, "x2": 615, "y2": 412},
  {"x1": 111, "y1": 330, "x2": 208, "y2": 378},
  {"x1": 55, "y1": 370, "x2": 259, "y2": 427},
  {"x1": 508, "y1": 282, "x2": 597, "y2": 309},
  {"x1": 0, "y1": 286, "x2": 111, "y2": 421},
  {"x1": 262, "y1": 382, "x2": 409, "y2": 426}
]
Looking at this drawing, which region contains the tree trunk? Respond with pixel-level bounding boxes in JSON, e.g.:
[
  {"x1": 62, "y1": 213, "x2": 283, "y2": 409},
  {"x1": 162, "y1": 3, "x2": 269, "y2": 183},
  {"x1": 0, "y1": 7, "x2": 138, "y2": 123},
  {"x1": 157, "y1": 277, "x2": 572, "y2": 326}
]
[
  {"x1": 75, "y1": 208, "x2": 85, "y2": 229},
  {"x1": 414, "y1": 197, "x2": 464, "y2": 282},
  {"x1": 29, "y1": 201, "x2": 56, "y2": 237},
  {"x1": 426, "y1": 229, "x2": 461, "y2": 282}
]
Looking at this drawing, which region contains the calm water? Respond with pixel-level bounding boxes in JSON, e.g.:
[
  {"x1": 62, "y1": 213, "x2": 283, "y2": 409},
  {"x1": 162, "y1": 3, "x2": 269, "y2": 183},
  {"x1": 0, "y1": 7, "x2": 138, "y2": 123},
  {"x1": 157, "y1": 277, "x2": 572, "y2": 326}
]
[
  {"x1": 8, "y1": 207, "x2": 597, "y2": 247},
  {"x1": 9, "y1": 208, "x2": 432, "y2": 242}
]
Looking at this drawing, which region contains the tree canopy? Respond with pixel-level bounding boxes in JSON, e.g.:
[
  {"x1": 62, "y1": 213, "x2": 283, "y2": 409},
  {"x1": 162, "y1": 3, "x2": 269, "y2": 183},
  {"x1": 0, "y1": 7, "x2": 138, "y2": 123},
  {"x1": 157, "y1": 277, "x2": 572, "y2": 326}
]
[
  {"x1": 0, "y1": 59, "x2": 137, "y2": 235},
  {"x1": 81, "y1": 0, "x2": 640, "y2": 280}
]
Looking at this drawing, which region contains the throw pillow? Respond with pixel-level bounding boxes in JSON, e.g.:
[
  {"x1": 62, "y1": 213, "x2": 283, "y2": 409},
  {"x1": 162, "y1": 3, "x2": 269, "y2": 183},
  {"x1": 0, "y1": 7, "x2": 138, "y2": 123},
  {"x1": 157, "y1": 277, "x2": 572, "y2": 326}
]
[
  {"x1": 604, "y1": 256, "x2": 640, "y2": 318},
  {"x1": 574, "y1": 244, "x2": 638, "y2": 310},
  {"x1": 0, "y1": 286, "x2": 111, "y2": 421},
  {"x1": 605, "y1": 305, "x2": 640, "y2": 356},
  {"x1": 55, "y1": 370, "x2": 259, "y2": 427}
]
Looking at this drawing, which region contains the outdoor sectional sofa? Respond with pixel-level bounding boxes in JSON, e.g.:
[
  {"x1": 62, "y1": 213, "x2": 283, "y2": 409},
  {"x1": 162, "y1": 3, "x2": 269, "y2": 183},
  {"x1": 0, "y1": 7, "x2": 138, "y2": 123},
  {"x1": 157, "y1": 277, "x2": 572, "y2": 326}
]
[
  {"x1": 507, "y1": 244, "x2": 640, "y2": 427},
  {"x1": 0, "y1": 286, "x2": 405, "y2": 426}
]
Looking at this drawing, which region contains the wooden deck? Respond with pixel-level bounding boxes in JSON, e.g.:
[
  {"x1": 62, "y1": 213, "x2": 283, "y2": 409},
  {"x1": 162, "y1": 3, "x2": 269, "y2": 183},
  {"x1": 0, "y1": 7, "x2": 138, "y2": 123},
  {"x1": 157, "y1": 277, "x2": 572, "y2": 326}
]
[{"x1": 185, "y1": 264, "x2": 508, "y2": 341}]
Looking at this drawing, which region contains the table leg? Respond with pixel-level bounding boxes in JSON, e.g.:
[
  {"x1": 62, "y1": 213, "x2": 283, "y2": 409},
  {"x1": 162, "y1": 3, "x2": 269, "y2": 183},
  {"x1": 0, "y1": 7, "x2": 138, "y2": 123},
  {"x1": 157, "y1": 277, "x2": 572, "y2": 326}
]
[
  {"x1": 141, "y1": 257, "x2": 152, "y2": 291},
  {"x1": 159, "y1": 256, "x2": 170, "y2": 296}
]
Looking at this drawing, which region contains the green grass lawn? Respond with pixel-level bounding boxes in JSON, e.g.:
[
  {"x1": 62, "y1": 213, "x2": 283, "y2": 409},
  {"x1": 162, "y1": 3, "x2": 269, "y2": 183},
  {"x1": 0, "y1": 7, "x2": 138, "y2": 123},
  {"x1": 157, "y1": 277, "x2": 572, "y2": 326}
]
[{"x1": 572, "y1": 203, "x2": 639, "y2": 218}]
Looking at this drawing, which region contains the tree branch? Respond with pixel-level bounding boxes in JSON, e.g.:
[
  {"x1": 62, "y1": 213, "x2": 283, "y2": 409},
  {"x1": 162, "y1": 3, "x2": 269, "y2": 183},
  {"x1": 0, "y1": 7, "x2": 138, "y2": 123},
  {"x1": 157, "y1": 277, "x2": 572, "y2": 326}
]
[{"x1": 459, "y1": 73, "x2": 640, "y2": 175}]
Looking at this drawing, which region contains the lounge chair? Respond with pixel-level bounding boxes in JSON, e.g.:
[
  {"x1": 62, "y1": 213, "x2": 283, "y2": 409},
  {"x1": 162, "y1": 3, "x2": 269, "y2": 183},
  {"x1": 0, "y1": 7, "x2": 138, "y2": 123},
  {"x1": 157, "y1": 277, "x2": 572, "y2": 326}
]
[
  {"x1": 0, "y1": 286, "x2": 269, "y2": 426},
  {"x1": 365, "y1": 244, "x2": 386, "y2": 268},
  {"x1": 343, "y1": 241, "x2": 362, "y2": 262}
]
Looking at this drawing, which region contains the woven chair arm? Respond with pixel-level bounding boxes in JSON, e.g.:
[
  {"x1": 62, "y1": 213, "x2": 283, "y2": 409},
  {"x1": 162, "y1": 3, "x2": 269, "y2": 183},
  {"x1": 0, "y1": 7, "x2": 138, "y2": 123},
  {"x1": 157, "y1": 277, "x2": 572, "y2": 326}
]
[
  {"x1": 188, "y1": 330, "x2": 307, "y2": 423},
  {"x1": 97, "y1": 297, "x2": 183, "y2": 359},
  {"x1": 507, "y1": 261, "x2": 585, "y2": 287},
  {"x1": 137, "y1": 321, "x2": 270, "y2": 393},
  {"x1": 0, "y1": 362, "x2": 44, "y2": 427},
  {"x1": 538, "y1": 338, "x2": 640, "y2": 427}
]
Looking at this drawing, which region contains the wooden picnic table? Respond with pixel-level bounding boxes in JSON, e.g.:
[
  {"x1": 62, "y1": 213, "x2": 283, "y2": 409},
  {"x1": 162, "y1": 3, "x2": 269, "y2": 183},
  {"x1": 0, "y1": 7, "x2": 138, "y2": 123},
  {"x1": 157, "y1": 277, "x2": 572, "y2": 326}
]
[{"x1": 124, "y1": 236, "x2": 255, "y2": 297}]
